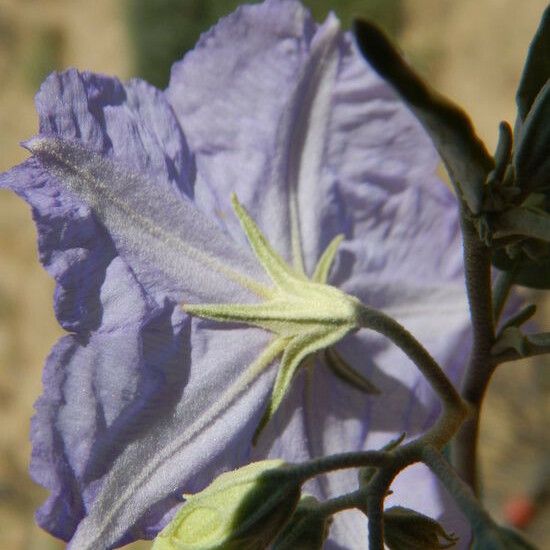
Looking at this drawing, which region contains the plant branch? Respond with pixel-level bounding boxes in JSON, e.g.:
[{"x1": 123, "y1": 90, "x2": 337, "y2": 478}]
[
  {"x1": 288, "y1": 450, "x2": 389, "y2": 481},
  {"x1": 451, "y1": 214, "x2": 495, "y2": 494},
  {"x1": 284, "y1": 303, "x2": 483, "y2": 547},
  {"x1": 366, "y1": 489, "x2": 385, "y2": 550},
  {"x1": 358, "y1": 306, "x2": 463, "y2": 408}
]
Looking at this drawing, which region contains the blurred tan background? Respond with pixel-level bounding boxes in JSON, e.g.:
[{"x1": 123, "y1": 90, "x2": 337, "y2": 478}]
[{"x1": 0, "y1": 0, "x2": 548, "y2": 548}]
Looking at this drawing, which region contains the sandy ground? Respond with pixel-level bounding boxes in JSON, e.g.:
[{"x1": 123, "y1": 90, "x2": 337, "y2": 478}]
[{"x1": 0, "y1": 0, "x2": 548, "y2": 548}]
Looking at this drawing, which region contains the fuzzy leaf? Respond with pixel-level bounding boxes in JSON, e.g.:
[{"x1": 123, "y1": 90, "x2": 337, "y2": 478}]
[
  {"x1": 492, "y1": 207, "x2": 550, "y2": 242},
  {"x1": 353, "y1": 19, "x2": 492, "y2": 214},
  {"x1": 514, "y1": 79, "x2": 550, "y2": 193},
  {"x1": 516, "y1": 5, "x2": 550, "y2": 122},
  {"x1": 492, "y1": 252, "x2": 550, "y2": 289}
]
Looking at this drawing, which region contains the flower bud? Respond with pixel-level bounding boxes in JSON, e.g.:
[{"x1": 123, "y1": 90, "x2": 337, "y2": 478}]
[
  {"x1": 272, "y1": 496, "x2": 332, "y2": 550},
  {"x1": 383, "y1": 506, "x2": 458, "y2": 549},
  {"x1": 152, "y1": 460, "x2": 301, "y2": 550}
]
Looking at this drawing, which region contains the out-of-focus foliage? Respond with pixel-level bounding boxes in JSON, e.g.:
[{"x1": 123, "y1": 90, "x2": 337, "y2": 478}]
[
  {"x1": 126, "y1": 0, "x2": 403, "y2": 88},
  {"x1": 25, "y1": 27, "x2": 65, "y2": 88}
]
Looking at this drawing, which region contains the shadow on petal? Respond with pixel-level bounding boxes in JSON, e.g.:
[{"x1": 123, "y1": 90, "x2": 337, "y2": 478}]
[{"x1": 82, "y1": 304, "x2": 192, "y2": 485}]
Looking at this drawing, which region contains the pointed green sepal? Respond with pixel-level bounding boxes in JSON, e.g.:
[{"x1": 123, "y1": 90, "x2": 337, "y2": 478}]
[
  {"x1": 184, "y1": 195, "x2": 365, "y2": 439},
  {"x1": 324, "y1": 347, "x2": 380, "y2": 395},
  {"x1": 254, "y1": 327, "x2": 351, "y2": 444},
  {"x1": 231, "y1": 193, "x2": 307, "y2": 291},
  {"x1": 312, "y1": 234, "x2": 344, "y2": 284},
  {"x1": 184, "y1": 287, "x2": 361, "y2": 338}
]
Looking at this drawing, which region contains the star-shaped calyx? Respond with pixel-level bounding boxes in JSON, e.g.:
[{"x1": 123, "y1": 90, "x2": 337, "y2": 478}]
[{"x1": 184, "y1": 195, "x2": 379, "y2": 441}]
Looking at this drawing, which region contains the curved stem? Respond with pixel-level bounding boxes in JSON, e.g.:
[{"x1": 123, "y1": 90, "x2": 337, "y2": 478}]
[
  {"x1": 288, "y1": 450, "x2": 388, "y2": 481},
  {"x1": 423, "y1": 446, "x2": 495, "y2": 532},
  {"x1": 366, "y1": 489, "x2": 385, "y2": 550},
  {"x1": 315, "y1": 488, "x2": 369, "y2": 518},
  {"x1": 358, "y1": 305, "x2": 467, "y2": 448},
  {"x1": 452, "y1": 215, "x2": 495, "y2": 494},
  {"x1": 283, "y1": 301, "x2": 479, "y2": 546}
]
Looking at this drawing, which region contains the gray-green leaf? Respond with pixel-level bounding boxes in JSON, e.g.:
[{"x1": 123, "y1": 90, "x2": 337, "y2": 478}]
[
  {"x1": 492, "y1": 250, "x2": 550, "y2": 289},
  {"x1": 516, "y1": 5, "x2": 550, "y2": 123},
  {"x1": 352, "y1": 19, "x2": 493, "y2": 214},
  {"x1": 492, "y1": 207, "x2": 550, "y2": 242},
  {"x1": 514, "y1": 79, "x2": 550, "y2": 193}
]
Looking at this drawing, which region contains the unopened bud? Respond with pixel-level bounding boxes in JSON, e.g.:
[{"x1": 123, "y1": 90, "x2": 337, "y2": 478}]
[
  {"x1": 383, "y1": 506, "x2": 458, "y2": 549},
  {"x1": 152, "y1": 460, "x2": 301, "y2": 550}
]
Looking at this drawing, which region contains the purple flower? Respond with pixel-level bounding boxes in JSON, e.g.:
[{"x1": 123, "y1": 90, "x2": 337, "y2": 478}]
[{"x1": 1, "y1": 0, "x2": 471, "y2": 548}]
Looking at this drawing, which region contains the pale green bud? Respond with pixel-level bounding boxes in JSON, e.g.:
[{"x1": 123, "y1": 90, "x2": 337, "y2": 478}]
[
  {"x1": 152, "y1": 460, "x2": 301, "y2": 550},
  {"x1": 383, "y1": 506, "x2": 459, "y2": 549}
]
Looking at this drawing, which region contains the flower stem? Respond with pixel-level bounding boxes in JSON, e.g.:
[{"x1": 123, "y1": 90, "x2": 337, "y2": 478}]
[
  {"x1": 423, "y1": 446, "x2": 495, "y2": 532},
  {"x1": 288, "y1": 450, "x2": 388, "y2": 481},
  {"x1": 314, "y1": 488, "x2": 368, "y2": 517},
  {"x1": 451, "y1": 214, "x2": 495, "y2": 494},
  {"x1": 358, "y1": 305, "x2": 467, "y2": 448},
  {"x1": 366, "y1": 489, "x2": 385, "y2": 550},
  {"x1": 284, "y1": 303, "x2": 478, "y2": 547}
]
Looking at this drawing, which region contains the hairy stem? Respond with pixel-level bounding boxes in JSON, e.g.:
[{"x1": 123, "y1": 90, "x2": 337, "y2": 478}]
[
  {"x1": 452, "y1": 214, "x2": 495, "y2": 494},
  {"x1": 423, "y1": 446, "x2": 495, "y2": 532},
  {"x1": 284, "y1": 305, "x2": 473, "y2": 547},
  {"x1": 359, "y1": 306, "x2": 467, "y2": 448},
  {"x1": 315, "y1": 488, "x2": 369, "y2": 518},
  {"x1": 366, "y1": 489, "x2": 385, "y2": 550},
  {"x1": 289, "y1": 450, "x2": 388, "y2": 481}
]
